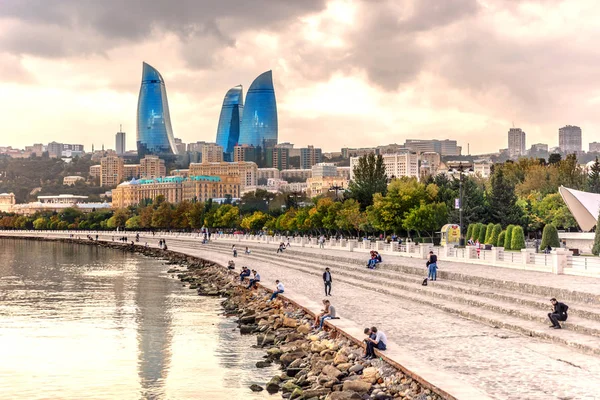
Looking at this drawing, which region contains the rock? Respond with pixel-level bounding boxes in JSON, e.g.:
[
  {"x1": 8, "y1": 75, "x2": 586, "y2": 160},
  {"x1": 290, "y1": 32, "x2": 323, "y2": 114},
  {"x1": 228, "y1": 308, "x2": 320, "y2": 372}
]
[
  {"x1": 257, "y1": 333, "x2": 275, "y2": 346},
  {"x1": 311, "y1": 342, "x2": 328, "y2": 353},
  {"x1": 290, "y1": 387, "x2": 303, "y2": 399},
  {"x1": 283, "y1": 316, "x2": 298, "y2": 328},
  {"x1": 334, "y1": 352, "x2": 349, "y2": 365},
  {"x1": 249, "y1": 384, "x2": 263, "y2": 392},
  {"x1": 348, "y1": 364, "x2": 364, "y2": 373},
  {"x1": 239, "y1": 324, "x2": 257, "y2": 334},
  {"x1": 321, "y1": 365, "x2": 344, "y2": 380},
  {"x1": 373, "y1": 394, "x2": 392, "y2": 400},
  {"x1": 337, "y1": 362, "x2": 354, "y2": 372},
  {"x1": 280, "y1": 351, "x2": 308, "y2": 367},
  {"x1": 286, "y1": 368, "x2": 303, "y2": 377},
  {"x1": 266, "y1": 376, "x2": 281, "y2": 394},
  {"x1": 361, "y1": 367, "x2": 379, "y2": 384},
  {"x1": 342, "y1": 380, "x2": 372, "y2": 393},
  {"x1": 285, "y1": 332, "x2": 304, "y2": 342},
  {"x1": 288, "y1": 358, "x2": 304, "y2": 369},
  {"x1": 303, "y1": 388, "x2": 331, "y2": 398},
  {"x1": 297, "y1": 324, "x2": 312, "y2": 334},
  {"x1": 266, "y1": 347, "x2": 283, "y2": 359},
  {"x1": 256, "y1": 360, "x2": 272, "y2": 368},
  {"x1": 326, "y1": 391, "x2": 363, "y2": 400},
  {"x1": 281, "y1": 380, "x2": 300, "y2": 393}
]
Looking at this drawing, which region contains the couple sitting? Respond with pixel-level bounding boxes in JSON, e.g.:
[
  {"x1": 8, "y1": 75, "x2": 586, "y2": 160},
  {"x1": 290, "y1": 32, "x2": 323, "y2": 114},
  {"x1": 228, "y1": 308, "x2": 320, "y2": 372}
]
[
  {"x1": 367, "y1": 251, "x2": 382, "y2": 269},
  {"x1": 363, "y1": 326, "x2": 387, "y2": 359}
]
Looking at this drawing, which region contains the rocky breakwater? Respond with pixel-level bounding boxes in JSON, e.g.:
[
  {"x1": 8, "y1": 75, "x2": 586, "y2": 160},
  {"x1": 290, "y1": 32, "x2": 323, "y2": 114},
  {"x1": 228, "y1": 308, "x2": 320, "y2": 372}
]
[{"x1": 178, "y1": 263, "x2": 442, "y2": 400}]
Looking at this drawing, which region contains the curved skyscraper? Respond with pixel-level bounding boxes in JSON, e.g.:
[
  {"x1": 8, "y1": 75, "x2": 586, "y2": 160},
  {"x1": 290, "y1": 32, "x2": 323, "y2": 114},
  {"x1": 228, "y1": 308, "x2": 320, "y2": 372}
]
[
  {"x1": 238, "y1": 70, "x2": 278, "y2": 147},
  {"x1": 215, "y1": 85, "x2": 244, "y2": 157},
  {"x1": 136, "y1": 62, "x2": 178, "y2": 156}
]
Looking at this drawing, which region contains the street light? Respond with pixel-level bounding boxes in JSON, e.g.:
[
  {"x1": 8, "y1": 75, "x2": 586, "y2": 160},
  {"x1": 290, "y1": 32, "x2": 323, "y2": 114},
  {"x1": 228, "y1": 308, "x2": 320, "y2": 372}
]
[
  {"x1": 328, "y1": 183, "x2": 344, "y2": 201},
  {"x1": 451, "y1": 162, "x2": 474, "y2": 246}
]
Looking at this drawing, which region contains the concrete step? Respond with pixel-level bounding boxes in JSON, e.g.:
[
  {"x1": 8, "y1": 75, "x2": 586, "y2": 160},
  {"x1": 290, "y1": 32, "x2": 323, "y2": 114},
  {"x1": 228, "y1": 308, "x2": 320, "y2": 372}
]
[
  {"x1": 208, "y1": 241, "x2": 600, "y2": 323},
  {"x1": 191, "y1": 243, "x2": 600, "y2": 356}
]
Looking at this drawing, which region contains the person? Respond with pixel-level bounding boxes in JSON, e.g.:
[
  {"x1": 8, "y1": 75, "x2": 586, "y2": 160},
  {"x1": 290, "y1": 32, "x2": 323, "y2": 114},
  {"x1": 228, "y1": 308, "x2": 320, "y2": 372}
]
[
  {"x1": 158, "y1": 239, "x2": 163, "y2": 249},
  {"x1": 227, "y1": 260, "x2": 235, "y2": 270},
  {"x1": 163, "y1": 244, "x2": 168, "y2": 251},
  {"x1": 544, "y1": 244, "x2": 552, "y2": 254},
  {"x1": 269, "y1": 280, "x2": 285, "y2": 301},
  {"x1": 467, "y1": 237, "x2": 475, "y2": 246},
  {"x1": 286, "y1": 237, "x2": 291, "y2": 247},
  {"x1": 475, "y1": 239, "x2": 481, "y2": 258},
  {"x1": 367, "y1": 251, "x2": 382, "y2": 269},
  {"x1": 277, "y1": 242, "x2": 285, "y2": 253},
  {"x1": 245, "y1": 246, "x2": 251, "y2": 255},
  {"x1": 239, "y1": 266, "x2": 251, "y2": 282},
  {"x1": 316, "y1": 300, "x2": 336, "y2": 330},
  {"x1": 363, "y1": 328, "x2": 377, "y2": 358},
  {"x1": 313, "y1": 299, "x2": 329, "y2": 327},
  {"x1": 246, "y1": 270, "x2": 261, "y2": 289},
  {"x1": 364, "y1": 326, "x2": 387, "y2": 359},
  {"x1": 548, "y1": 298, "x2": 569, "y2": 329},
  {"x1": 426, "y1": 251, "x2": 438, "y2": 281},
  {"x1": 319, "y1": 235, "x2": 325, "y2": 249},
  {"x1": 232, "y1": 245, "x2": 237, "y2": 258},
  {"x1": 323, "y1": 267, "x2": 333, "y2": 296}
]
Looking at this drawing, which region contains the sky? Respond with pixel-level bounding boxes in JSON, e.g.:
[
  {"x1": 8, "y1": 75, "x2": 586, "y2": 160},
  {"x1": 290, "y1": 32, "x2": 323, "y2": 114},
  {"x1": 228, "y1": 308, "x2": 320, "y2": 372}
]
[{"x1": 1, "y1": 0, "x2": 599, "y2": 154}]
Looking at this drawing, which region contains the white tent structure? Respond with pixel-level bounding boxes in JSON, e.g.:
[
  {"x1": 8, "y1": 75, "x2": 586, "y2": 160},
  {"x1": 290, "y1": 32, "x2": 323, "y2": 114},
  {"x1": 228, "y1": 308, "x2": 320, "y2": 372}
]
[{"x1": 558, "y1": 186, "x2": 600, "y2": 232}]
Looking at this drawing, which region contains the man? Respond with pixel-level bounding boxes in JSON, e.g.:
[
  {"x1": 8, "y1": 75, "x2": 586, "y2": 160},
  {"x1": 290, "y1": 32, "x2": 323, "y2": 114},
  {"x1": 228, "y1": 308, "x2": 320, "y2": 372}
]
[
  {"x1": 323, "y1": 267, "x2": 333, "y2": 296},
  {"x1": 426, "y1": 251, "x2": 438, "y2": 281},
  {"x1": 364, "y1": 326, "x2": 387, "y2": 359},
  {"x1": 317, "y1": 300, "x2": 336, "y2": 330},
  {"x1": 319, "y1": 235, "x2": 325, "y2": 249},
  {"x1": 548, "y1": 298, "x2": 569, "y2": 329},
  {"x1": 239, "y1": 266, "x2": 251, "y2": 282},
  {"x1": 277, "y1": 242, "x2": 285, "y2": 253},
  {"x1": 246, "y1": 270, "x2": 261, "y2": 289},
  {"x1": 269, "y1": 280, "x2": 285, "y2": 301}
]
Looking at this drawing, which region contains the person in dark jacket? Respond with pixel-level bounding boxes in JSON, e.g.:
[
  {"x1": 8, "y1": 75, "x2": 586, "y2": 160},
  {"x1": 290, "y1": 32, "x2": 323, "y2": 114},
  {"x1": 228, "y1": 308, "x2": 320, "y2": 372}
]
[
  {"x1": 323, "y1": 267, "x2": 332, "y2": 296},
  {"x1": 426, "y1": 251, "x2": 438, "y2": 281},
  {"x1": 548, "y1": 298, "x2": 568, "y2": 329}
]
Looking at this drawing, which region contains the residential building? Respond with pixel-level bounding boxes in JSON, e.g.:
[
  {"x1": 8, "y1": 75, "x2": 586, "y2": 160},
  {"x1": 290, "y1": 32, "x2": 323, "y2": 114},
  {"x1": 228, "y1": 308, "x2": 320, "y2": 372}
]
[
  {"x1": 306, "y1": 177, "x2": 349, "y2": 197},
  {"x1": 404, "y1": 139, "x2": 461, "y2": 156},
  {"x1": 89, "y1": 165, "x2": 101, "y2": 180},
  {"x1": 140, "y1": 155, "x2": 166, "y2": 179},
  {"x1": 268, "y1": 146, "x2": 289, "y2": 170},
  {"x1": 300, "y1": 146, "x2": 323, "y2": 169},
  {"x1": 187, "y1": 141, "x2": 207, "y2": 153},
  {"x1": 0, "y1": 193, "x2": 16, "y2": 213},
  {"x1": 238, "y1": 70, "x2": 278, "y2": 147},
  {"x1": 215, "y1": 85, "x2": 244, "y2": 158},
  {"x1": 420, "y1": 152, "x2": 441, "y2": 175},
  {"x1": 115, "y1": 130, "x2": 126, "y2": 155},
  {"x1": 590, "y1": 142, "x2": 600, "y2": 153},
  {"x1": 111, "y1": 175, "x2": 240, "y2": 208},
  {"x1": 174, "y1": 138, "x2": 186, "y2": 155},
  {"x1": 170, "y1": 169, "x2": 190, "y2": 178},
  {"x1": 341, "y1": 147, "x2": 376, "y2": 158},
  {"x1": 201, "y1": 143, "x2": 224, "y2": 163},
  {"x1": 280, "y1": 169, "x2": 312, "y2": 182},
  {"x1": 136, "y1": 62, "x2": 178, "y2": 156},
  {"x1": 312, "y1": 163, "x2": 337, "y2": 178},
  {"x1": 337, "y1": 167, "x2": 351, "y2": 180},
  {"x1": 257, "y1": 168, "x2": 281, "y2": 181},
  {"x1": 47, "y1": 141, "x2": 63, "y2": 158},
  {"x1": 473, "y1": 160, "x2": 492, "y2": 178},
  {"x1": 123, "y1": 164, "x2": 141, "y2": 179},
  {"x1": 529, "y1": 143, "x2": 549, "y2": 159},
  {"x1": 377, "y1": 144, "x2": 406, "y2": 155},
  {"x1": 63, "y1": 176, "x2": 85, "y2": 186},
  {"x1": 508, "y1": 128, "x2": 526, "y2": 158},
  {"x1": 100, "y1": 155, "x2": 124, "y2": 187},
  {"x1": 280, "y1": 182, "x2": 308, "y2": 193},
  {"x1": 189, "y1": 161, "x2": 257, "y2": 189},
  {"x1": 350, "y1": 152, "x2": 419, "y2": 181},
  {"x1": 559, "y1": 125, "x2": 582, "y2": 154},
  {"x1": 233, "y1": 144, "x2": 258, "y2": 163}
]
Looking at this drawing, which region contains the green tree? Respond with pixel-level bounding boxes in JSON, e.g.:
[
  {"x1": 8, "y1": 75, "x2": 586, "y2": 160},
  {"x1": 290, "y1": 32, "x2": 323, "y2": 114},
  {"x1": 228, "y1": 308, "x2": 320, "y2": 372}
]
[
  {"x1": 214, "y1": 205, "x2": 240, "y2": 229},
  {"x1": 477, "y1": 222, "x2": 486, "y2": 244},
  {"x1": 335, "y1": 199, "x2": 366, "y2": 236},
  {"x1": 504, "y1": 225, "x2": 515, "y2": 250},
  {"x1": 588, "y1": 157, "x2": 600, "y2": 194},
  {"x1": 125, "y1": 215, "x2": 142, "y2": 230},
  {"x1": 498, "y1": 230, "x2": 506, "y2": 248},
  {"x1": 403, "y1": 202, "x2": 448, "y2": 240},
  {"x1": 187, "y1": 202, "x2": 205, "y2": 229},
  {"x1": 466, "y1": 224, "x2": 474, "y2": 241},
  {"x1": 490, "y1": 224, "x2": 502, "y2": 246},
  {"x1": 240, "y1": 211, "x2": 271, "y2": 231},
  {"x1": 348, "y1": 153, "x2": 388, "y2": 209},
  {"x1": 151, "y1": 202, "x2": 173, "y2": 229},
  {"x1": 484, "y1": 223, "x2": 494, "y2": 244},
  {"x1": 540, "y1": 224, "x2": 560, "y2": 250},
  {"x1": 548, "y1": 153, "x2": 562, "y2": 165},
  {"x1": 33, "y1": 217, "x2": 48, "y2": 230},
  {"x1": 511, "y1": 226, "x2": 525, "y2": 250},
  {"x1": 489, "y1": 167, "x2": 523, "y2": 226},
  {"x1": 593, "y1": 210, "x2": 600, "y2": 256},
  {"x1": 472, "y1": 223, "x2": 481, "y2": 242}
]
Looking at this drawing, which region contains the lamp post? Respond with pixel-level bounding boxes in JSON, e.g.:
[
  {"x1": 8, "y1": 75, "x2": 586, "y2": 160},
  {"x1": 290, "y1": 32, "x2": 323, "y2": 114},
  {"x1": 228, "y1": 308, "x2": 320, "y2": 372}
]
[{"x1": 329, "y1": 183, "x2": 344, "y2": 201}]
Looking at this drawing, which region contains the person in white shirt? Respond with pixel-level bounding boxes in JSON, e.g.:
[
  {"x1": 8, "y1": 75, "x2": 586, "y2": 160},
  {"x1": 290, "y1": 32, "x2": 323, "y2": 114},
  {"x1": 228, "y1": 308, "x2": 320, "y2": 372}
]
[
  {"x1": 363, "y1": 326, "x2": 387, "y2": 359},
  {"x1": 269, "y1": 280, "x2": 285, "y2": 301}
]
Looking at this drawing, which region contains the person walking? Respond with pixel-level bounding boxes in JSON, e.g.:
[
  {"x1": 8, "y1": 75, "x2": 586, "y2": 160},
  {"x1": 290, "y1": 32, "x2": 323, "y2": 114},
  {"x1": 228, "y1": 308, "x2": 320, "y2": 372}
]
[
  {"x1": 269, "y1": 280, "x2": 285, "y2": 301},
  {"x1": 232, "y1": 244, "x2": 237, "y2": 258},
  {"x1": 426, "y1": 251, "x2": 438, "y2": 281},
  {"x1": 319, "y1": 235, "x2": 325, "y2": 249},
  {"x1": 548, "y1": 298, "x2": 569, "y2": 329},
  {"x1": 323, "y1": 267, "x2": 333, "y2": 296}
]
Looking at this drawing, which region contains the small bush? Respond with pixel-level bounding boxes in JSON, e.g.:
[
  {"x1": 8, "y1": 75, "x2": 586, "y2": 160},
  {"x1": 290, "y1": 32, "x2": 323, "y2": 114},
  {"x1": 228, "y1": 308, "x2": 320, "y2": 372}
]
[
  {"x1": 504, "y1": 225, "x2": 515, "y2": 250},
  {"x1": 478, "y1": 222, "x2": 487, "y2": 244},
  {"x1": 490, "y1": 224, "x2": 502, "y2": 246},
  {"x1": 472, "y1": 224, "x2": 481, "y2": 243},
  {"x1": 466, "y1": 224, "x2": 474, "y2": 241},
  {"x1": 484, "y1": 223, "x2": 495, "y2": 244},
  {"x1": 498, "y1": 231, "x2": 506, "y2": 248},
  {"x1": 540, "y1": 224, "x2": 560, "y2": 250},
  {"x1": 511, "y1": 226, "x2": 526, "y2": 251},
  {"x1": 593, "y1": 211, "x2": 600, "y2": 256}
]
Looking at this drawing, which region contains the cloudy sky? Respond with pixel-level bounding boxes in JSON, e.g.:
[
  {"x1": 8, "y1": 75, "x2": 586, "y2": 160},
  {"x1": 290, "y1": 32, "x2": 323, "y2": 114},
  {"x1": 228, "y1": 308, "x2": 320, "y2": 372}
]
[{"x1": 1, "y1": 0, "x2": 599, "y2": 154}]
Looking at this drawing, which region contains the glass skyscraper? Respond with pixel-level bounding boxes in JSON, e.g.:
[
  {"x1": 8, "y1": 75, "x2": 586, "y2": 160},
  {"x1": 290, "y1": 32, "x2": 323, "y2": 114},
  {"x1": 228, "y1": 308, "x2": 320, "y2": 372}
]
[
  {"x1": 215, "y1": 85, "x2": 244, "y2": 158},
  {"x1": 238, "y1": 70, "x2": 278, "y2": 148},
  {"x1": 136, "y1": 62, "x2": 178, "y2": 156}
]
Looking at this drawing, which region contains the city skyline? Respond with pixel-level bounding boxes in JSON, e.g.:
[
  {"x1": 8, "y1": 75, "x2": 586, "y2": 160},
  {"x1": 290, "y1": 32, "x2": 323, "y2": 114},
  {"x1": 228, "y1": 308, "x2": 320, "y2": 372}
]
[{"x1": 2, "y1": 1, "x2": 600, "y2": 154}]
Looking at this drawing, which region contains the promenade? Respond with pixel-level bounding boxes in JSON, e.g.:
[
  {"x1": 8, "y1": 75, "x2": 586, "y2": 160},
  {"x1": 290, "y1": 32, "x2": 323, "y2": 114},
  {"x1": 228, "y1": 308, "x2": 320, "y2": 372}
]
[{"x1": 3, "y1": 231, "x2": 600, "y2": 400}]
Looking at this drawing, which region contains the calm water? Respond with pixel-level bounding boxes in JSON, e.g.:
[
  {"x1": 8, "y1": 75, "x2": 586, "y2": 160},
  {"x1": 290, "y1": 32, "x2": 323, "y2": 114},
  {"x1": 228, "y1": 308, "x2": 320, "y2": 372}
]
[{"x1": 0, "y1": 239, "x2": 277, "y2": 400}]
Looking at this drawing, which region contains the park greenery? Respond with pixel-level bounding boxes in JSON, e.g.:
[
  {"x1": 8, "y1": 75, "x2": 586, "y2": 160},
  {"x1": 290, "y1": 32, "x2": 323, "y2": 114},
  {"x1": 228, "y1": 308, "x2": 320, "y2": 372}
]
[{"x1": 1, "y1": 154, "x2": 600, "y2": 251}]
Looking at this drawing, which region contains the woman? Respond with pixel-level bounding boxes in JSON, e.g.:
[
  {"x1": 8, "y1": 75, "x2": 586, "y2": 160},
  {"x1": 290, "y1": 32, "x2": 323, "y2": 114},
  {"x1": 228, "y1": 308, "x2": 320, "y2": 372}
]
[
  {"x1": 426, "y1": 251, "x2": 438, "y2": 281},
  {"x1": 313, "y1": 300, "x2": 329, "y2": 327}
]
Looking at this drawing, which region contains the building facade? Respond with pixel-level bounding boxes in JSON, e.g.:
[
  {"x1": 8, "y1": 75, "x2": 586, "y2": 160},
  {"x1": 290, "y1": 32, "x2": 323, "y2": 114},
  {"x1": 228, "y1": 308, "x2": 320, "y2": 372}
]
[
  {"x1": 0, "y1": 193, "x2": 16, "y2": 213},
  {"x1": 300, "y1": 146, "x2": 322, "y2": 169},
  {"x1": 420, "y1": 152, "x2": 441, "y2": 175},
  {"x1": 89, "y1": 165, "x2": 101, "y2": 180},
  {"x1": 404, "y1": 139, "x2": 460, "y2": 156},
  {"x1": 100, "y1": 155, "x2": 124, "y2": 187},
  {"x1": 111, "y1": 175, "x2": 240, "y2": 208},
  {"x1": 311, "y1": 163, "x2": 337, "y2": 179},
  {"x1": 559, "y1": 125, "x2": 582, "y2": 154},
  {"x1": 268, "y1": 146, "x2": 289, "y2": 170},
  {"x1": 140, "y1": 155, "x2": 166, "y2": 179},
  {"x1": 123, "y1": 164, "x2": 141, "y2": 179},
  {"x1": 189, "y1": 161, "x2": 257, "y2": 189},
  {"x1": 136, "y1": 62, "x2": 178, "y2": 156},
  {"x1": 257, "y1": 168, "x2": 281, "y2": 181},
  {"x1": 508, "y1": 128, "x2": 526, "y2": 158},
  {"x1": 201, "y1": 143, "x2": 224, "y2": 163},
  {"x1": 350, "y1": 152, "x2": 419, "y2": 181},
  {"x1": 215, "y1": 85, "x2": 244, "y2": 158},
  {"x1": 63, "y1": 176, "x2": 85, "y2": 186},
  {"x1": 238, "y1": 70, "x2": 278, "y2": 147},
  {"x1": 280, "y1": 169, "x2": 312, "y2": 182},
  {"x1": 233, "y1": 144, "x2": 258, "y2": 163},
  {"x1": 590, "y1": 142, "x2": 600, "y2": 153},
  {"x1": 306, "y1": 177, "x2": 349, "y2": 198},
  {"x1": 11, "y1": 195, "x2": 111, "y2": 215},
  {"x1": 115, "y1": 131, "x2": 126, "y2": 155}
]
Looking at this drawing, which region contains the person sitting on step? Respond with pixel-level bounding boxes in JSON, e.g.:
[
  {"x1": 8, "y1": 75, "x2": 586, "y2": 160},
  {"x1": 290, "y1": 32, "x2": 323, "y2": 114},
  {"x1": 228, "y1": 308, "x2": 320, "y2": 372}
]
[
  {"x1": 363, "y1": 326, "x2": 387, "y2": 359},
  {"x1": 239, "y1": 266, "x2": 251, "y2": 282},
  {"x1": 367, "y1": 251, "x2": 382, "y2": 269},
  {"x1": 227, "y1": 260, "x2": 235, "y2": 270},
  {"x1": 245, "y1": 246, "x2": 251, "y2": 254},
  {"x1": 313, "y1": 299, "x2": 329, "y2": 327},
  {"x1": 548, "y1": 298, "x2": 568, "y2": 329},
  {"x1": 246, "y1": 270, "x2": 260, "y2": 289},
  {"x1": 269, "y1": 280, "x2": 285, "y2": 301}
]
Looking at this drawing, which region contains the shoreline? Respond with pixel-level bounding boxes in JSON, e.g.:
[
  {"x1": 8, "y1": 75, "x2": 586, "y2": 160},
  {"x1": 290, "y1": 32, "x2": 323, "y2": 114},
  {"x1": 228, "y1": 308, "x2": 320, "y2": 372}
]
[{"x1": 1, "y1": 235, "x2": 447, "y2": 400}]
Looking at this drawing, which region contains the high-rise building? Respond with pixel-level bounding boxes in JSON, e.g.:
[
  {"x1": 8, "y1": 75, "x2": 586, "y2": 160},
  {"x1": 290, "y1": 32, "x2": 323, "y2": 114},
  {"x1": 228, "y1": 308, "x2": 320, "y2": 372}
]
[
  {"x1": 215, "y1": 85, "x2": 244, "y2": 158},
  {"x1": 350, "y1": 153, "x2": 419, "y2": 181},
  {"x1": 47, "y1": 141, "x2": 63, "y2": 158},
  {"x1": 89, "y1": 165, "x2": 101, "y2": 180},
  {"x1": 140, "y1": 155, "x2": 166, "y2": 179},
  {"x1": 233, "y1": 144, "x2": 257, "y2": 163},
  {"x1": 136, "y1": 62, "x2": 178, "y2": 156},
  {"x1": 559, "y1": 125, "x2": 582, "y2": 154},
  {"x1": 529, "y1": 143, "x2": 549, "y2": 159},
  {"x1": 123, "y1": 164, "x2": 141, "y2": 179},
  {"x1": 590, "y1": 142, "x2": 600, "y2": 153},
  {"x1": 507, "y1": 128, "x2": 526, "y2": 158},
  {"x1": 238, "y1": 71, "x2": 278, "y2": 147},
  {"x1": 201, "y1": 143, "x2": 224, "y2": 163},
  {"x1": 312, "y1": 163, "x2": 337, "y2": 179},
  {"x1": 187, "y1": 141, "x2": 206, "y2": 153},
  {"x1": 189, "y1": 161, "x2": 258, "y2": 189},
  {"x1": 115, "y1": 130, "x2": 126, "y2": 155},
  {"x1": 174, "y1": 138, "x2": 186, "y2": 155},
  {"x1": 269, "y1": 147, "x2": 289, "y2": 170},
  {"x1": 300, "y1": 146, "x2": 323, "y2": 169},
  {"x1": 100, "y1": 155, "x2": 124, "y2": 187},
  {"x1": 404, "y1": 139, "x2": 460, "y2": 156}
]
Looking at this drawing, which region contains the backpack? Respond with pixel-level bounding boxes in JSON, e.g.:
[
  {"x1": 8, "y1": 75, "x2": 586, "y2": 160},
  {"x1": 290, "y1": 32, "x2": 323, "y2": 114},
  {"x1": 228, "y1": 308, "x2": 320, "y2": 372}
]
[{"x1": 422, "y1": 278, "x2": 428, "y2": 286}]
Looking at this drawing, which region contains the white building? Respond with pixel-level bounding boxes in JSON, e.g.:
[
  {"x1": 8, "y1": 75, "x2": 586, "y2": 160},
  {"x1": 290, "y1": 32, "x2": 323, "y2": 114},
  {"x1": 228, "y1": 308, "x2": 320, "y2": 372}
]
[
  {"x1": 257, "y1": 168, "x2": 281, "y2": 181},
  {"x1": 0, "y1": 193, "x2": 16, "y2": 213},
  {"x1": 350, "y1": 152, "x2": 419, "y2": 181},
  {"x1": 311, "y1": 163, "x2": 337, "y2": 179},
  {"x1": 559, "y1": 125, "x2": 582, "y2": 154},
  {"x1": 63, "y1": 176, "x2": 85, "y2": 186},
  {"x1": 508, "y1": 128, "x2": 526, "y2": 158},
  {"x1": 473, "y1": 160, "x2": 492, "y2": 178}
]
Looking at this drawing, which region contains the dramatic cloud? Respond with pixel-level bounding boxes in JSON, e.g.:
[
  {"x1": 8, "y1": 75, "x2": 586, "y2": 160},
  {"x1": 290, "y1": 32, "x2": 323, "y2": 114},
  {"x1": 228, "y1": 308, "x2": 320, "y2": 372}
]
[{"x1": 1, "y1": 0, "x2": 599, "y2": 154}]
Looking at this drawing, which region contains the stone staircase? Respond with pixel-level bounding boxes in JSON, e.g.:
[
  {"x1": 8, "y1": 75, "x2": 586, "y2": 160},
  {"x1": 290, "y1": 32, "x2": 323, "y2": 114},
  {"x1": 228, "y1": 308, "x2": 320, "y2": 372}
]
[{"x1": 194, "y1": 240, "x2": 600, "y2": 356}]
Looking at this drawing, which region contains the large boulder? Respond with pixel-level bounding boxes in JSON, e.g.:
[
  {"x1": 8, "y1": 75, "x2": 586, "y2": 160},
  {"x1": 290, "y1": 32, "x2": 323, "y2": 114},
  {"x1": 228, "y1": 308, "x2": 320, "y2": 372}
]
[
  {"x1": 297, "y1": 324, "x2": 312, "y2": 334},
  {"x1": 279, "y1": 351, "x2": 308, "y2": 367},
  {"x1": 342, "y1": 380, "x2": 372, "y2": 393},
  {"x1": 283, "y1": 316, "x2": 298, "y2": 328},
  {"x1": 249, "y1": 384, "x2": 263, "y2": 392},
  {"x1": 311, "y1": 341, "x2": 328, "y2": 353},
  {"x1": 265, "y1": 376, "x2": 281, "y2": 393},
  {"x1": 321, "y1": 364, "x2": 344, "y2": 380},
  {"x1": 303, "y1": 388, "x2": 332, "y2": 398},
  {"x1": 326, "y1": 391, "x2": 363, "y2": 400},
  {"x1": 281, "y1": 380, "x2": 300, "y2": 393},
  {"x1": 361, "y1": 367, "x2": 379, "y2": 384}
]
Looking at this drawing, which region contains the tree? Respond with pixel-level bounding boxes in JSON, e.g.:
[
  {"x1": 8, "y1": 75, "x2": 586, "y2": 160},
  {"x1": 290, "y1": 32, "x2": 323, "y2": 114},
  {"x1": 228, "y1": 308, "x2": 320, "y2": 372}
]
[
  {"x1": 593, "y1": 210, "x2": 600, "y2": 256},
  {"x1": 187, "y1": 202, "x2": 205, "y2": 229},
  {"x1": 240, "y1": 211, "x2": 272, "y2": 231},
  {"x1": 548, "y1": 153, "x2": 562, "y2": 165},
  {"x1": 335, "y1": 199, "x2": 366, "y2": 237},
  {"x1": 489, "y1": 167, "x2": 523, "y2": 226},
  {"x1": 504, "y1": 225, "x2": 515, "y2": 250},
  {"x1": 484, "y1": 223, "x2": 494, "y2": 244},
  {"x1": 478, "y1": 222, "x2": 486, "y2": 244},
  {"x1": 531, "y1": 193, "x2": 577, "y2": 230},
  {"x1": 348, "y1": 153, "x2": 388, "y2": 209},
  {"x1": 33, "y1": 217, "x2": 47, "y2": 230},
  {"x1": 151, "y1": 202, "x2": 173, "y2": 229},
  {"x1": 403, "y1": 202, "x2": 448, "y2": 240},
  {"x1": 472, "y1": 223, "x2": 481, "y2": 242},
  {"x1": 588, "y1": 157, "x2": 600, "y2": 194},
  {"x1": 498, "y1": 230, "x2": 506, "y2": 248},
  {"x1": 490, "y1": 224, "x2": 502, "y2": 246},
  {"x1": 540, "y1": 224, "x2": 560, "y2": 250},
  {"x1": 125, "y1": 215, "x2": 142, "y2": 229},
  {"x1": 511, "y1": 226, "x2": 525, "y2": 250},
  {"x1": 466, "y1": 224, "x2": 474, "y2": 241}
]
